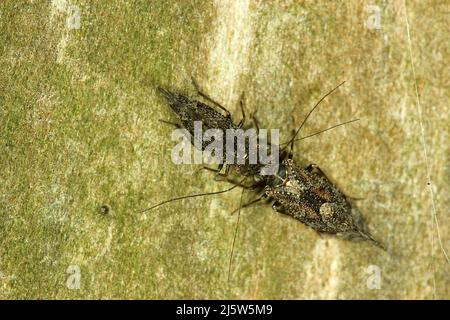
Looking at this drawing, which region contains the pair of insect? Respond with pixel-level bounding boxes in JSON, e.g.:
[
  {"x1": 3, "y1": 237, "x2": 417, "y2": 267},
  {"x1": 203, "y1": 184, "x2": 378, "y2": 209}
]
[{"x1": 142, "y1": 79, "x2": 385, "y2": 279}]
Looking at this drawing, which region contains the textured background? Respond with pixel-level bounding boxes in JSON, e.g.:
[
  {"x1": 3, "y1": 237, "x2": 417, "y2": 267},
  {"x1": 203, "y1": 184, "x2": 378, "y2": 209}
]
[{"x1": 0, "y1": 0, "x2": 448, "y2": 299}]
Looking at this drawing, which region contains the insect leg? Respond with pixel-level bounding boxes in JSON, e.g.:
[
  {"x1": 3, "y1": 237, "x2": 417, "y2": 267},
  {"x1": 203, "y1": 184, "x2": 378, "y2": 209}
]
[
  {"x1": 251, "y1": 110, "x2": 260, "y2": 134},
  {"x1": 158, "y1": 119, "x2": 182, "y2": 129},
  {"x1": 237, "y1": 93, "x2": 246, "y2": 128},
  {"x1": 196, "y1": 165, "x2": 221, "y2": 174},
  {"x1": 199, "y1": 166, "x2": 253, "y2": 189},
  {"x1": 229, "y1": 194, "x2": 266, "y2": 215},
  {"x1": 271, "y1": 201, "x2": 288, "y2": 214},
  {"x1": 286, "y1": 130, "x2": 296, "y2": 160},
  {"x1": 190, "y1": 77, "x2": 232, "y2": 118}
]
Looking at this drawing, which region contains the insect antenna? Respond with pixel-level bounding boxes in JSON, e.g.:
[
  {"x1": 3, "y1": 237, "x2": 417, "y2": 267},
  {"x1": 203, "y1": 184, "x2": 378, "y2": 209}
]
[
  {"x1": 228, "y1": 186, "x2": 245, "y2": 283},
  {"x1": 138, "y1": 181, "x2": 243, "y2": 213},
  {"x1": 272, "y1": 118, "x2": 360, "y2": 150},
  {"x1": 280, "y1": 81, "x2": 346, "y2": 150},
  {"x1": 293, "y1": 118, "x2": 360, "y2": 143}
]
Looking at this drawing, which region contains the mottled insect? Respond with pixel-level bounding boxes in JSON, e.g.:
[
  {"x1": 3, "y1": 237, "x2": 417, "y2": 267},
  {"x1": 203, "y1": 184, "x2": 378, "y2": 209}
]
[
  {"x1": 157, "y1": 87, "x2": 238, "y2": 150},
  {"x1": 142, "y1": 82, "x2": 386, "y2": 288},
  {"x1": 158, "y1": 79, "x2": 285, "y2": 179},
  {"x1": 158, "y1": 79, "x2": 247, "y2": 174},
  {"x1": 145, "y1": 81, "x2": 380, "y2": 281},
  {"x1": 263, "y1": 158, "x2": 384, "y2": 248}
]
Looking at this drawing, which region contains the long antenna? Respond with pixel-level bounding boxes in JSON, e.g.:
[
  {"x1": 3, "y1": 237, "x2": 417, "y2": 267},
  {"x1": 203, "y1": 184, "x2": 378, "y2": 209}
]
[
  {"x1": 138, "y1": 182, "x2": 242, "y2": 213},
  {"x1": 281, "y1": 81, "x2": 346, "y2": 149},
  {"x1": 292, "y1": 118, "x2": 360, "y2": 143},
  {"x1": 228, "y1": 187, "x2": 245, "y2": 283}
]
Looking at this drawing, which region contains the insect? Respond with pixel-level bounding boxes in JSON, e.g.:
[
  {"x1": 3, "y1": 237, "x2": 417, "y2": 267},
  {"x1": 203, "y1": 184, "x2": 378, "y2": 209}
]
[
  {"x1": 157, "y1": 79, "x2": 349, "y2": 180},
  {"x1": 158, "y1": 79, "x2": 294, "y2": 179},
  {"x1": 158, "y1": 88, "x2": 238, "y2": 148},
  {"x1": 144, "y1": 80, "x2": 383, "y2": 281},
  {"x1": 158, "y1": 79, "x2": 245, "y2": 174},
  {"x1": 263, "y1": 158, "x2": 384, "y2": 248}
]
